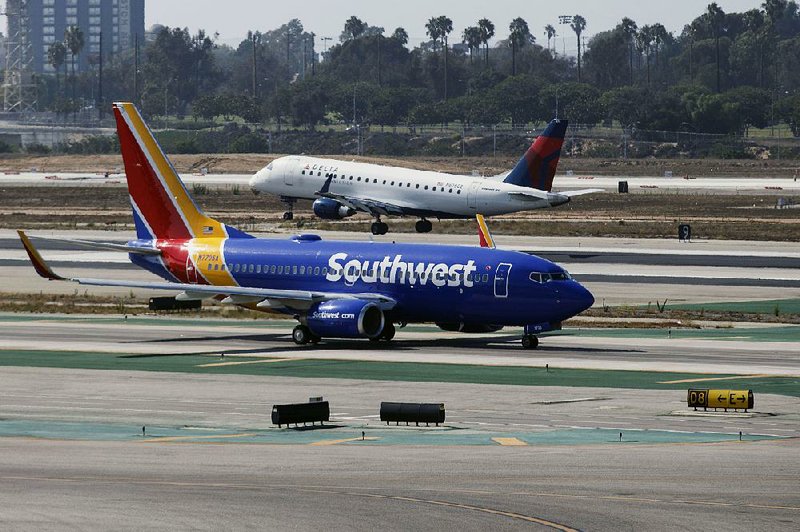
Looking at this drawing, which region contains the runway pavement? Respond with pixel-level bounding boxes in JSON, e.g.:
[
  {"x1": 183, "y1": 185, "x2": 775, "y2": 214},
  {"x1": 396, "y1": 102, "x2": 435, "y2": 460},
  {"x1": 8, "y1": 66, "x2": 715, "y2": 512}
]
[{"x1": 2, "y1": 170, "x2": 800, "y2": 194}]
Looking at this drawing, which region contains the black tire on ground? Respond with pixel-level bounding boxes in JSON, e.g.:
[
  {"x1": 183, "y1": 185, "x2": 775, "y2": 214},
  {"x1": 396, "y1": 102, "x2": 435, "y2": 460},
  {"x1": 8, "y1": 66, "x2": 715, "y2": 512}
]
[
  {"x1": 521, "y1": 335, "x2": 539, "y2": 349},
  {"x1": 381, "y1": 322, "x2": 396, "y2": 341},
  {"x1": 415, "y1": 220, "x2": 433, "y2": 233},
  {"x1": 283, "y1": 212, "x2": 294, "y2": 221},
  {"x1": 292, "y1": 325, "x2": 311, "y2": 345}
]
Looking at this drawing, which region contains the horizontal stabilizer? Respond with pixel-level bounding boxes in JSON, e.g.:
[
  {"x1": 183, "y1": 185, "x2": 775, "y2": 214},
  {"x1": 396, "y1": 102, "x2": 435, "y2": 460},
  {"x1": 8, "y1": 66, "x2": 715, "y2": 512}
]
[
  {"x1": 559, "y1": 189, "x2": 604, "y2": 198},
  {"x1": 23, "y1": 235, "x2": 161, "y2": 255}
]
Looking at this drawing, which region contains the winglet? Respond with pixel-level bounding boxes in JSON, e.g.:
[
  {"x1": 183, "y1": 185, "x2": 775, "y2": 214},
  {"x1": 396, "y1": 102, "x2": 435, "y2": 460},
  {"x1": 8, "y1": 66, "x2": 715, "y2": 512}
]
[
  {"x1": 17, "y1": 231, "x2": 66, "y2": 281},
  {"x1": 476, "y1": 215, "x2": 496, "y2": 249}
]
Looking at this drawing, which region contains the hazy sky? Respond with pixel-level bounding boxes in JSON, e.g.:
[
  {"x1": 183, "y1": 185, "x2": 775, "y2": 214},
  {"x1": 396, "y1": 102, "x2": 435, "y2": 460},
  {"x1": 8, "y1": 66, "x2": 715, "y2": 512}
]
[{"x1": 147, "y1": 0, "x2": 765, "y2": 52}]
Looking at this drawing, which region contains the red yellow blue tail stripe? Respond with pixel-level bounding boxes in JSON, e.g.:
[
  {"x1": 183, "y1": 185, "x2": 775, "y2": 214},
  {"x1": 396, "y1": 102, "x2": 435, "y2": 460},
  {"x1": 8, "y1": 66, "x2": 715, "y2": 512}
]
[{"x1": 476, "y1": 214, "x2": 496, "y2": 249}]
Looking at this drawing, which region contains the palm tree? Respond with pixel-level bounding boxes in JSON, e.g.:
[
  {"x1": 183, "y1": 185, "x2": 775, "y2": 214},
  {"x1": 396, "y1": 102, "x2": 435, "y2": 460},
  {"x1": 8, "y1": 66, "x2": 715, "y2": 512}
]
[
  {"x1": 619, "y1": 18, "x2": 637, "y2": 85},
  {"x1": 478, "y1": 18, "x2": 495, "y2": 67},
  {"x1": 462, "y1": 26, "x2": 482, "y2": 65},
  {"x1": 570, "y1": 15, "x2": 587, "y2": 82},
  {"x1": 47, "y1": 41, "x2": 67, "y2": 96},
  {"x1": 343, "y1": 16, "x2": 366, "y2": 41},
  {"x1": 435, "y1": 16, "x2": 453, "y2": 100},
  {"x1": 391, "y1": 27, "x2": 408, "y2": 46},
  {"x1": 508, "y1": 17, "x2": 532, "y2": 76},
  {"x1": 651, "y1": 23, "x2": 669, "y2": 73},
  {"x1": 705, "y1": 2, "x2": 725, "y2": 93},
  {"x1": 545, "y1": 24, "x2": 556, "y2": 54},
  {"x1": 425, "y1": 17, "x2": 441, "y2": 51},
  {"x1": 636, "y1": 25, "x2": 654, "y2": 86},
  {"x1": 64, "y1": 26, "x2": 84, "y2": 105}
]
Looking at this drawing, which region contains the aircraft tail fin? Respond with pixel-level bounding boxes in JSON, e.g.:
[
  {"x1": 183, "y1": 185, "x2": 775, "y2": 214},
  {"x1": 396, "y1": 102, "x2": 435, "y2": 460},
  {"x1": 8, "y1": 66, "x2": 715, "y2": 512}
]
[
  {"x1": 503, "y1": 119, "x2": 568, "y2": 192},
  {"x1": 476, "y1": 214, "x2": 496, "y2": 249},
  {"x1": 112, "y1": 102, "x2": 252, "y2": 241}
]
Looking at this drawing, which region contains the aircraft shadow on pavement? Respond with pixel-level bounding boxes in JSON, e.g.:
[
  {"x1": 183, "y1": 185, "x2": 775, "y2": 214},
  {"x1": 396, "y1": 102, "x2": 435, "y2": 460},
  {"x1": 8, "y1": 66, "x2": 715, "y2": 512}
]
[{"x1": 119, "y1": 332, "x2": 644, "y2": 356}]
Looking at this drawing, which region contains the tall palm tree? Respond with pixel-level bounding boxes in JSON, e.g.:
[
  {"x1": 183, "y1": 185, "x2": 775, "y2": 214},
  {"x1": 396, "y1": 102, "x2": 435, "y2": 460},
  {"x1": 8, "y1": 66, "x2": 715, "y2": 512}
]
[
  {"x1": 462, "y1": 26, "x2": 482, "y2": 65},
  {"x1": 64, "y1": 26, "x2": 84, "y2": 105},
  {"x1": 435, "y1": 16, "x2": 453, "y2": 100},
  {"x1": 508, "y1": 17, "x2": 532, "y2": 76},
  {"x1": 636, "y1": 25, "x2": 654, "y2": 86},
  {"x1": 570, "y1": 15, "x2": 587, "y2": 82},
  {"x1": 544, "y1": 24, "x2": 556, "y2": 54},
  {"x1": 425, "y1": 17, "x2": 441, "y2": 51},
  {"x1": 478, "y1": 18, "x2": 495, "y2": 67},
  {"x1": 47, "y1": 41, "x2": 67, "y2": 97},
  {"x1": 705, "y1": 2, "x2": 725, "y2": 93},
  {"x1": 619, "y1": 18, "x2": 637, "y2": 85}
]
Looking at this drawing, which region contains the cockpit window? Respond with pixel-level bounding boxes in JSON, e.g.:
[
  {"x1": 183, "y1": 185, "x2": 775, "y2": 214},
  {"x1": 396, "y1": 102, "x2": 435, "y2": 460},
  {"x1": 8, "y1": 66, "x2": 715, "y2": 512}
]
[
  {"x1": 266, "y1": 163, "x2": 273, "y2": 171},
  {"x1": 530, "y1": 271, "x2": 570, "y2": 283},
  {"x1": 551, "y1": 272, "x2": 571, "y2": 281}
]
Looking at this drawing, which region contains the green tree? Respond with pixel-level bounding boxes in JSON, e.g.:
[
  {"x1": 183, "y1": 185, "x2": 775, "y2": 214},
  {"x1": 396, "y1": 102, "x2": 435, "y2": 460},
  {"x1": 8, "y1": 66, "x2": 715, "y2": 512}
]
[
  {"x1": 391, "y1": 27, "x2": 408, "y2": 46},
  {"x1": 47, "y1": 41, "x2": 67, "y2": 96},
  {"x1": 425, "y1": 17, "x2": 442, "y2": 51},
  {"x1": 619, "y1": 18, "x2": 638, "y2": 85},
  {"x1": 508, "y1": 17, "x2": 533, "y2": 76},
  {"x1": 463, "y1": 26, "x2": 482, "y2": 64},
  {"x1": 342, "y1": 16, "x2": 366, "y2": 42},
  {"x1": 545, "y1": 24, "x2": 557, "y2": 54},
  {"x1": 636, "y1": 25, "x2": 654, "y2": 86},
  {"x1": 570, "y1": 15, "x2": 587, "y2": 82},
  {"x1": 705, "y1": 3, "x2": 726, "y2": 92},
  {"x1": 478, "y1": 18, "x2": 495, "y2": 67},
  {"x1": 64, "y1": 26, "x2": 84, "y2": 104},
  {"x1": 540, "y1": 82, "x2": 602, "y2": 124}
]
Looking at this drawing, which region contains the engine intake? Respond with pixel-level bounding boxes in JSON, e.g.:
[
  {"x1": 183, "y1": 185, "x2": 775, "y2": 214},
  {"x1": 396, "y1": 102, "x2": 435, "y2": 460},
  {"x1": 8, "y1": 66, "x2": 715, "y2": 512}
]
[
  {"x1": 313, "y1": 198, "x2": 356, "y2": 220},
  {"x1": 306, "y1": 299, "x2": 385, "y2": 339}
]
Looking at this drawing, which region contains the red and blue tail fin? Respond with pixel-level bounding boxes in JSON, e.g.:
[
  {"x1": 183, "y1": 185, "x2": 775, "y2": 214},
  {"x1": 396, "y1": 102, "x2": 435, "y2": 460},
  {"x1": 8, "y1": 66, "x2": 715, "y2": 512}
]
[
  {"x1": 503, "y1": 119, "x2": 568, "y2": 192},
  {"x1": 113, "y1": 102, "x2": 252, "y2": 241}
]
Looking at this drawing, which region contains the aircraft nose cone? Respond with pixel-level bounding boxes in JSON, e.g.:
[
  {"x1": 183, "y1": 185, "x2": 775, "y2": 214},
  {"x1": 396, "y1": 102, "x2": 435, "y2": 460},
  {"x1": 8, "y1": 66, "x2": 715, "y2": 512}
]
[
  {"x1": 249, "y1": 171, "x2": 262, "y2": 195},
  {"x1": 566, "y1": 282, "x2": 594, "y2": 316}
]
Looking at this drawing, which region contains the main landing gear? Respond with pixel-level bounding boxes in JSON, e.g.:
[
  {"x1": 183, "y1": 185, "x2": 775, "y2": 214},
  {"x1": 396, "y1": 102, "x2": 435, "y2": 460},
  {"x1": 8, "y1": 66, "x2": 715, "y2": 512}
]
[
  {"x1": 521, "y1": 335, "x2": 539, "y2": 349},
  {"x1": 369, "y1": 322, "x2": 396, "y2": 342},
  {"x1": 281, "y1": 197, "x2": 295, "y2": 221},
  {"x1": 415, "y1": 219, "x2": 433, "y2": 233},
  {"x1": 371, "y1": 218, "x2": 389, "y2": 235},
  {"x1": 292, "y1": 325, "x2": 320, "y2": 345}
]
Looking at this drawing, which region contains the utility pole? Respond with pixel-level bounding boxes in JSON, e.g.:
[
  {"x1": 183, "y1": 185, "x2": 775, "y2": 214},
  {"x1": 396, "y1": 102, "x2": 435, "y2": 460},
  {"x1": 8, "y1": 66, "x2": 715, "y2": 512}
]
[
  {"x1": 133, "y1": 33, "x2": 139, "y2": 106},
  {"x1": 251, "y1": 32, "x2": 257, "y2": 98},
  {"x1": 97, "y1": 31, "x2": 103, "y2": 119}
]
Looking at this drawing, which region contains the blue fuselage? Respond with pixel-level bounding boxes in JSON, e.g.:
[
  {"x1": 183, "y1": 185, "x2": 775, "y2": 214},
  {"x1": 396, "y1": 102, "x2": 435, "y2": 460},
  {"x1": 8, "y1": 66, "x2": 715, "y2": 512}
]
[{"x1": 131, "y1": 235, "x2": 594, "y2": 327}]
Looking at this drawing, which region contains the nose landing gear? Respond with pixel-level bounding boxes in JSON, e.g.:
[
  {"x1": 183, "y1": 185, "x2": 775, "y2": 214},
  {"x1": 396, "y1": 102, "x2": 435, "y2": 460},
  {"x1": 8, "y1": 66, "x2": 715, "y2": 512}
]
[
  {"x1": 281, "y1": 197, "x2": 295, "y2": 221},
  {"x1": 521, "y1": 335, "x2": 539, "y2": 349}
]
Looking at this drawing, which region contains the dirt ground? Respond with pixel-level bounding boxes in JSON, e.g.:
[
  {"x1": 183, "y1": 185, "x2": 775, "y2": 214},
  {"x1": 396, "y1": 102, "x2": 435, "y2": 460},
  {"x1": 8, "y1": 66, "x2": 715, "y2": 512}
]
[
  {"x1": 2, "y1": 152, "x2": 800, "y2": 177},
  {"x1": 3, "y1": 185, "x2": 799, "y2": 240}
]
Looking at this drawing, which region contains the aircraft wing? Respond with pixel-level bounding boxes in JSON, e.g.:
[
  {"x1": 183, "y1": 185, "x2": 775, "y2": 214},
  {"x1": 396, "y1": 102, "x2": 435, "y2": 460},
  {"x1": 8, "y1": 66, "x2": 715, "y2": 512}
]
[
  {"x1": 17, "y1": 231, "x2": 396, "y2": 311},
  {"x1": 317, "y1": 191, "x2": 410, "y2": 216},
  {"x1": 558, "y1": 188, "x2": 604, "y2": 197}
]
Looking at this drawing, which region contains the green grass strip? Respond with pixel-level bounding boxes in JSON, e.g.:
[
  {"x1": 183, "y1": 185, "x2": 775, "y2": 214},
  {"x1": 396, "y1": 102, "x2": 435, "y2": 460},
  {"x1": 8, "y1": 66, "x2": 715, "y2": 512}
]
[{"x1": 2, "y1": 349, "x2": 798, "y2": 397}]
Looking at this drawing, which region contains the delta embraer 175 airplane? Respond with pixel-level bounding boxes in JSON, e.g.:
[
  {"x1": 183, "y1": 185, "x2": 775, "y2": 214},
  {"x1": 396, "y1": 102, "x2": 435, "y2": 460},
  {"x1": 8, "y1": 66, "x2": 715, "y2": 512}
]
[
  {"x1": 249, "y1": 120, "x2": 600, "y2": 235},
  {"x1": 17, "y1": 103, "x2": 594, "y2": 349}
]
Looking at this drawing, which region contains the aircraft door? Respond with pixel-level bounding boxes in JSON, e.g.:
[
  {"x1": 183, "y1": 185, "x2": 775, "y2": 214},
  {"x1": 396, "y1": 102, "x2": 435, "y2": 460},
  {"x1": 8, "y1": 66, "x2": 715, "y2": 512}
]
[
  {"x1": 494, "y1": 263, "x2": 512, "y2": 298},
  {"x1": 186, "y1": 255, "x2": 199, "y2": 284},
  {"x1": 284, "y1": 158, "x2": 299, "y2": 186},
  {"x1": 468, "y1": 181, "x2": 480, "y2": 209}
]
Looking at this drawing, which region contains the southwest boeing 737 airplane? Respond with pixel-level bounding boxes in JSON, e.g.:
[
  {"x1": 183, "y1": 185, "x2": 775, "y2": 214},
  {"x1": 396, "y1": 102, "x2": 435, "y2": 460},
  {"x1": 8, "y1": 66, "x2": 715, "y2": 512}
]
[
  {"x1": 249, "y1": 120, "x2": 600, "y2": 235},
  {"x1": 18, "y1": 103, "x2": 594, "y2": 349}
]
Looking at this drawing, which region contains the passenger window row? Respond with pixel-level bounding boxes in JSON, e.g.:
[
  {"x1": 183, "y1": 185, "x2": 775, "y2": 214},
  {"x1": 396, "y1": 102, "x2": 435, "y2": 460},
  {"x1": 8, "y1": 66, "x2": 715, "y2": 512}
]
[
  {"x1": 299, "y1": 170, "x2": 462, "y2": 194},
  {"x1": 209, "y1": 263, "x2": 329, "y2": 277}
]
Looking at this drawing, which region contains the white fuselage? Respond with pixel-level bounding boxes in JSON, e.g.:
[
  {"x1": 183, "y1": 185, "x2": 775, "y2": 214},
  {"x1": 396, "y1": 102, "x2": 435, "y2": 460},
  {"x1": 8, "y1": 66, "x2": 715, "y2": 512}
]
[{"x1": 250, "y1": 156, "x2": 560, "y2": 218}]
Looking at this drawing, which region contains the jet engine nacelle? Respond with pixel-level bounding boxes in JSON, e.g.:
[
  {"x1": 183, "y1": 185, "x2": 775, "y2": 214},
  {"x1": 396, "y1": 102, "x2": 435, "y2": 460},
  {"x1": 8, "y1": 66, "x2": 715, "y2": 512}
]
[
  {"x1": 436, "y1": 322, "x2": 505, "y2": 334},
  {"x1": 306, "y1": 299, "x2": 385, "y2": 339},
  {"x1": 312, "y1": 198, "x2": 357, "y2": 220}
]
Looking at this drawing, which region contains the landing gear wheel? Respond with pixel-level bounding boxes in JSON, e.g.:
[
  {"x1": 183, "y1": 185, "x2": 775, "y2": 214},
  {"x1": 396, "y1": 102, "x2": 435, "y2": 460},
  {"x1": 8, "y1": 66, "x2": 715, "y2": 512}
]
[
  {"x1": 521, "y1": 335, "x2": 539, "y2": 349},
  {"x1": 380, "y1": 322, "x2": 396, "y2": 341},
  {"x1": 283, "y1": 211, "x2": 294, "y2": 221},
  {"x1": 292, "y1": 325, "x2": 312, "y2": 345},
  {"x1": 415, "y1": 219, "x2": 433, "y2": 233},
  {"x1": 309, "y1": 333, "x2": 321, "y2": 344},
  {"x1": 371, "y1": 221, "x2": 389, "y2": 235}
]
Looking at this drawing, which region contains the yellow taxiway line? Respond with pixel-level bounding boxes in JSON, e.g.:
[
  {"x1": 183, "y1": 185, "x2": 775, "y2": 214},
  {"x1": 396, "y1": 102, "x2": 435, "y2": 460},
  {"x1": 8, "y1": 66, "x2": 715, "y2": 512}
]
[
  {"x1": 141, "y1": 433, "x2": 258, "y2": 443},
  {"x1": 491, "y1": 437, "x2": 528, "y2": 446},
  {"x1": 197, "y1": 358, "x2": 299, "y2": 368}
]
